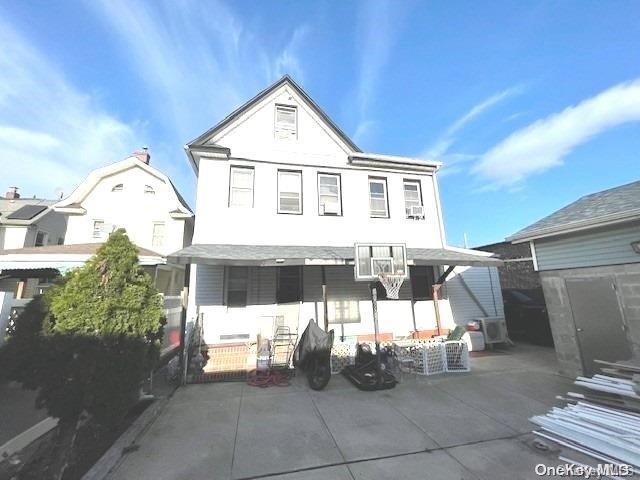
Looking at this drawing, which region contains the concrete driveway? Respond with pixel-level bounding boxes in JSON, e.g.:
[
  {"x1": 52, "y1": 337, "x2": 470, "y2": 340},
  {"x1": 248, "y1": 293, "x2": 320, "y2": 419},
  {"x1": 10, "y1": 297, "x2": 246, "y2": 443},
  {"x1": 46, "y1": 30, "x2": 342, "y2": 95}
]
[{"x1": 108, "y1": 344, "x2": 572, "y2": 480}]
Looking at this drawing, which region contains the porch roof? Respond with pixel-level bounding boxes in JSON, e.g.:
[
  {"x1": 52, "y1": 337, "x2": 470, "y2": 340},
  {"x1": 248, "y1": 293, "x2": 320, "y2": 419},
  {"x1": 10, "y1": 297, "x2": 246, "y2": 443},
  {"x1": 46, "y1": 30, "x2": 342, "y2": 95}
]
[{"x1": 167, "y1": 244, "x2": 502, "y2": 267}]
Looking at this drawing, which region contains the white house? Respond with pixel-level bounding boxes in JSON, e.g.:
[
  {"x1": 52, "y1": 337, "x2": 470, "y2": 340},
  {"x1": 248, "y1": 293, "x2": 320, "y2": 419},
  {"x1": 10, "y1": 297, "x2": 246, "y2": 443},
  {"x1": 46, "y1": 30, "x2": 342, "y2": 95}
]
[
  {"x1": 0, "y1": 151, "x2": 194, "y2": 353},
  {"x1": 169, "y1": 76, "x2": 502, "y2": 354}
]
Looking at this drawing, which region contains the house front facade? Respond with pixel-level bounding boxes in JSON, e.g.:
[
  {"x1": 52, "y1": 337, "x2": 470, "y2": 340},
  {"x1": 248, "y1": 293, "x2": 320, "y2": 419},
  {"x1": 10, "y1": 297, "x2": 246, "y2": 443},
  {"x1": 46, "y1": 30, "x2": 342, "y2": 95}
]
[{"x1": 170, "y1": 76, "x2": 501, "y2": 352}]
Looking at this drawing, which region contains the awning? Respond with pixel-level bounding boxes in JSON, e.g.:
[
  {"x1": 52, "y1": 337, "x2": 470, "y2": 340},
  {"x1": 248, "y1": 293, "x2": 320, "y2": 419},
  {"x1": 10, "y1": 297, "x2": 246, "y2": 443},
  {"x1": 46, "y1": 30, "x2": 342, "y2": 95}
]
[{"x1": 168, "y1": 244, "x2": 502, "y2": 267}]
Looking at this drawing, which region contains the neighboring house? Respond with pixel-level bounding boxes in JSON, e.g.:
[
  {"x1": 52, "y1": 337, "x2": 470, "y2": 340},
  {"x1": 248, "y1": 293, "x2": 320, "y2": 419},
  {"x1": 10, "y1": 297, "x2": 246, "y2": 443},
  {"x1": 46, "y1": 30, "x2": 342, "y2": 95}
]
[
  {"x1": 508, "y1": 180, "x2": 640, "y2": 376},
  {"x1": 169, "y1": 75, "x2": 501, "y2": 355},
  {"x1": 0, "y1": 151, "x2": 194, "y2": 353},
  {"x1": 0, "y1": 187, "x2": 67, "y2": 250}
]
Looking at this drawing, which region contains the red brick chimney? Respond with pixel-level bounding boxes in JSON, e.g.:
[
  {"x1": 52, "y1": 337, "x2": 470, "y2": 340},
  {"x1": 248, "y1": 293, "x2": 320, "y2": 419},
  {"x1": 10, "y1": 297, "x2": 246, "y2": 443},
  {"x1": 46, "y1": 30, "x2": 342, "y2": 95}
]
[
  {"x1": 132, "y1": 147, "x2": 151, "y2": 164},
  {"x1": 5, "y1": 186, "x2": 20, "y2": 199}
]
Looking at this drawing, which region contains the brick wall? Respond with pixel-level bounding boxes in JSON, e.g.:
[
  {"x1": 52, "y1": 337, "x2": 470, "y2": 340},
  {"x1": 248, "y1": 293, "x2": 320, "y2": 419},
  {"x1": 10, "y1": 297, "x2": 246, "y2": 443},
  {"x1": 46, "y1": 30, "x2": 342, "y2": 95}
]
[{"x1": 477, "y1": 241, "x2": 541, "y2": 290}]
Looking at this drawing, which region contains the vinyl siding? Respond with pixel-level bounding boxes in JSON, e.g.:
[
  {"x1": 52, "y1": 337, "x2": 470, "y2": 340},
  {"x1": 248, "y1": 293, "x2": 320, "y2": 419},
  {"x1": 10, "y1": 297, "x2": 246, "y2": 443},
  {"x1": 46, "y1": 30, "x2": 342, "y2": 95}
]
[
  {"x1": 446, "y1": 266, "x2": 504, "y2": 324},
  {"x1": 535, "y1": 222, "x2": 640, "y2": 271},
  {"x1": 195, "y1": 265, "x2": 224, "y2": 305}
]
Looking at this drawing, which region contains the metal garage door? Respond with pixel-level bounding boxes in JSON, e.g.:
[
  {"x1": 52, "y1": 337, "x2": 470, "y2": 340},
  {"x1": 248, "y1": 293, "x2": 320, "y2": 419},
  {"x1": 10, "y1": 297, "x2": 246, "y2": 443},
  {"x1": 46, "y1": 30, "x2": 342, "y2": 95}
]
[{"x1": 565, "y1": 277, "x2": 631, "y2": 375}]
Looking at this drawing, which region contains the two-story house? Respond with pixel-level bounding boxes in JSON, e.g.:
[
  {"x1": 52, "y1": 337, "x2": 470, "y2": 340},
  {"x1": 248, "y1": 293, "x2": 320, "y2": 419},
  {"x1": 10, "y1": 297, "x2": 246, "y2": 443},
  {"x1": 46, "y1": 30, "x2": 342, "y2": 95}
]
[
  {"x1": 169, "y1": 76, "x2": 502, "y2": 357},
  {"x1": 0, "y1": 151, "x2": 194, "y2": 352}
]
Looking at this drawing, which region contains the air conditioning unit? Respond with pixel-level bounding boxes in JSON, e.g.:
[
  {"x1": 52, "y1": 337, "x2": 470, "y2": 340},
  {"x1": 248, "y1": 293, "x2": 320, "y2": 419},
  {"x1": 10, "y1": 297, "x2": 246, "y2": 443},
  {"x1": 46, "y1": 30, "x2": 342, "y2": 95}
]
[
  {"x1": 409, "y1": 205, "x2": 425, "y2": 218},
  {"x1": 321, "y1": 203, "x2": 339, "y2": 215},
  {"x1": 477, "y1": 316, "x2": 508, "y2": 344}
]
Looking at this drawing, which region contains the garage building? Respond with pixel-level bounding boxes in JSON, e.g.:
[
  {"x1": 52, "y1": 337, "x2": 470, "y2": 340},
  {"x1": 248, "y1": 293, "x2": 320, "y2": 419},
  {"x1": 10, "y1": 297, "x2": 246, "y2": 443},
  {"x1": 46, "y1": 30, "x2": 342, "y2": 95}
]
[{"x1": 508, "y1": 180, "x2": 640, "y2": 376}]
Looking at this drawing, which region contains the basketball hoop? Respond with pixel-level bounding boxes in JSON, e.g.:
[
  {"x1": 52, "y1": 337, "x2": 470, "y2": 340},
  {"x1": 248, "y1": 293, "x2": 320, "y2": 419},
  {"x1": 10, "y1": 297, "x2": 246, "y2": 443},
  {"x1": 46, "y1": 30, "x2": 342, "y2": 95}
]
[{"x1": 378, "y1": 272, "x2": 405, "y2": 299}]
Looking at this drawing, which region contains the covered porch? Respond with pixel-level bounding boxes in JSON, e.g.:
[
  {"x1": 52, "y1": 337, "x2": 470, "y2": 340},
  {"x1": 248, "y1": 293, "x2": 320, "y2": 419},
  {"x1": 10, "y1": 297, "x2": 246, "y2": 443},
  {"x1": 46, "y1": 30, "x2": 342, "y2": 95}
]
[{"x1": 169, "y1": 244, "x2": 502, "y2": 373}]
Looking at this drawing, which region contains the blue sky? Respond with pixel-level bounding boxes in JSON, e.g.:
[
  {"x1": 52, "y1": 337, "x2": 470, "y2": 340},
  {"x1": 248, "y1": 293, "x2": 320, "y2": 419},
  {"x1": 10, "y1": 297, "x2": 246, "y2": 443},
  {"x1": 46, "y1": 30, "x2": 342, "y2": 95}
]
[{"x1": 1, "y1": 1, "x2": 639, "y2": 246}]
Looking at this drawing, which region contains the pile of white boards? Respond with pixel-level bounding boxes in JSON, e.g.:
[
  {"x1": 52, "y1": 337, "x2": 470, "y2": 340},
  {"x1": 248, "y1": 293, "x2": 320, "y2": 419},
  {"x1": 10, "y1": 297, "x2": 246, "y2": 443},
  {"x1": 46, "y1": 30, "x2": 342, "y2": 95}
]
[{"x1": 530, "y1": 359, "x2": 640, "y2": 474}]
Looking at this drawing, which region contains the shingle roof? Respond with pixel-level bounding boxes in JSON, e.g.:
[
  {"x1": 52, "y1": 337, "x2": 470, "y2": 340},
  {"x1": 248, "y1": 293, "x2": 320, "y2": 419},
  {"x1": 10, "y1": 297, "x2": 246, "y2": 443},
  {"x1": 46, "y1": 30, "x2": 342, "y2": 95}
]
[
  {"x1": 508, "y1": 180, "x2": 640, "y2": 242},
  {"x1": 0, "y1": 243, "x2": 162, "y2": 257},
  {"x1": 168, "y1": 244, "x2": 501, "y2": 267},
  {"x1": 0, "y1": 198, "x2": 55, "y2": 225}
]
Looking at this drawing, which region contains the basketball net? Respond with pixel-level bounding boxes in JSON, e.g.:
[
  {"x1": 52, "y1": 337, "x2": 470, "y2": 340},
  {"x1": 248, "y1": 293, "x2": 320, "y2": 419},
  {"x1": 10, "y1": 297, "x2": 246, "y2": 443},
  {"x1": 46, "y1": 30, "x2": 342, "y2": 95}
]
[{"x1": 378, "y1": 272, "x2": 405, "y2": 299}]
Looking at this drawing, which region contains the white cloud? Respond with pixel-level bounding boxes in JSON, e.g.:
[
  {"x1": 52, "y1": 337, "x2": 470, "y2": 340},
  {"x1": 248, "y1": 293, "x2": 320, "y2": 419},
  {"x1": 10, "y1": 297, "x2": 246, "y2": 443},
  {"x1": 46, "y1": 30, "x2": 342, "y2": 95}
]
[
  {"x1": 0, "y1": 19, "x2": 139, "y2": 198},
  {"x1": 91, "y1": 0, "x2": 309, "y2": 143},
  {"x1": 473, "y1": 79, "x2": 640, "y2": 189},
  {"x1": 426, "y1": 86, "x2": 523, "y2": 158},
  {"x1": 352, "y1": 0, "x2": 403, "y2": 146}
]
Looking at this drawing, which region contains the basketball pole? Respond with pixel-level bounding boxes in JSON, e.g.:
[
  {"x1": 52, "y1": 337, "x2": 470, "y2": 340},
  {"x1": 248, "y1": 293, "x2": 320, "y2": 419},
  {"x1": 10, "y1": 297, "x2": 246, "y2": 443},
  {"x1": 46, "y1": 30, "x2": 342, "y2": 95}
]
[{"x1": 370, "y1": 283, "x2": 383, "y2": 385}]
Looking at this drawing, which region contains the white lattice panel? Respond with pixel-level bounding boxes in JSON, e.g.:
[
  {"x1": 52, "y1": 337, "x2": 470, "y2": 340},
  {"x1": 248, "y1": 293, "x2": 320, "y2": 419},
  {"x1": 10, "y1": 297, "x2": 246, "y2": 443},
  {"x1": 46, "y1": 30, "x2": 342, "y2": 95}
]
[
  {"x1": 330, "y1": 341, "x2": 357, "y2": 374},
  {"x1": 393, "y1": 340, "x2": 446, "y2": 376},
  {"x1": 444, "y1": 341, "x2": 470, "y2": 372}
]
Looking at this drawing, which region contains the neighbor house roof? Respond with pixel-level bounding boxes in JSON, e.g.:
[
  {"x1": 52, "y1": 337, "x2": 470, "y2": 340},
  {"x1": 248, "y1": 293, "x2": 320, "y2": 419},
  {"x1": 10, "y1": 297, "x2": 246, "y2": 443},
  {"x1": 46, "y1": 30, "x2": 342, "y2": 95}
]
[
  {"x1": 508, "y1": 180, "x2": 640, "y2": 243},
  {"x1": 0, "y1": 243, "x2": 166, "y2": 272},
  {"x1": 187, "y1": 75, "x2": 361, "y2": 153},
  {"x1": 168, "y1": 244, "x2": 501, "y2": 267},
  {"x1": 54, "y1": 156, "x2": 193, "y2": 217},
  {"x1": 0, "y1": 198, "x2": 56, "y2": 226}
]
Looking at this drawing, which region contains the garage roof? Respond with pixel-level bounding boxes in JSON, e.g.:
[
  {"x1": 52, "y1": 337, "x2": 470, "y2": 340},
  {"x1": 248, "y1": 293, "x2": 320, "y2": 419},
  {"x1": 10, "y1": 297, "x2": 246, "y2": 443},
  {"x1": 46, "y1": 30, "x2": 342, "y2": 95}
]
[{"x1": 508, "y1": 180, "x2": 640, "y2": 243}]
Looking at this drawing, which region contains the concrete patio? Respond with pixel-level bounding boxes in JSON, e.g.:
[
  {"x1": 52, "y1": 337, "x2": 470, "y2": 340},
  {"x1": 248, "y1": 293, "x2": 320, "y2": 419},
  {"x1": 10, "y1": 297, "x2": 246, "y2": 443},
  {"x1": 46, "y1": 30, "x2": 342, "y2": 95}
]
[{"x1": 107, "y1": 344, "x2": 572, "y2": 480}]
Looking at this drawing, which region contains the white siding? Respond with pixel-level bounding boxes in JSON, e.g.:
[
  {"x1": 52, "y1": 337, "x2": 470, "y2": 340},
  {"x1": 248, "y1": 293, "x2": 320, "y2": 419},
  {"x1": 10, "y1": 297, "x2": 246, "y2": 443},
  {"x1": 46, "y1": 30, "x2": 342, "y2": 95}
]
[
  {"x1": 1, "y1": 226, "x2": 28, "y2": 249},
  {"x1": 446, "y1": 266, "x2": 504, "y2": 324},
  {"x1": 195, "y1": 265, "x2": 224, "y2": 305},
  {"x1": 535, "y1": 223, "x2": 640, "y2": 271},
  {"x1": 195, "y1": 265, "x2": 456, "y2": 344},
  {"x1": 63, "y1": 165, "x2": 188, "y2": 255}
]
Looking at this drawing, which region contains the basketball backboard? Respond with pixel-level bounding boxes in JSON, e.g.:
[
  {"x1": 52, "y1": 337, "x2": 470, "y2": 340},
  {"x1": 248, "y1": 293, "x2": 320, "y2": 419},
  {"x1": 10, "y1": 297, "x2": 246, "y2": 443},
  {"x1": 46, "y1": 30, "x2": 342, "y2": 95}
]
[{"x1": 354, "y1": 243, "x2": 408, "y2": 281}]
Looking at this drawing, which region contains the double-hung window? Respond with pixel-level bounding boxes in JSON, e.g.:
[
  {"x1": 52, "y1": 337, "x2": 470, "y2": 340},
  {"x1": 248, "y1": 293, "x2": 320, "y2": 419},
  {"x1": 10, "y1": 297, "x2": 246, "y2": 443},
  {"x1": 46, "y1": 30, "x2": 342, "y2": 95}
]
[
  {"x1": 403, "y1": 180, "x2": 424, "y2": 219},
  {"x1": 226, "y1": 267, "x2": 249, "y2": 307},
  {"x1": 275, "y1": 105, "x2": 297, "y2": 139},
  {"x1": 152, "y1": 222, "x2": 165, "y2": 247},
  {"x1": 229, "y1": 166, "x2": 254, "y2": 208},
  {"x1": 368, "y1": 177, "x2": 389, "y2": 218},
  {"x1": 92, "y1": 220, "x2": 104, "y2": 239},
  {"x1": 318, "y1": 173, "x2": 341, "y2": 215},
  {"x1": 278, "y1": 170, "x2": 302, "y2": 214}
]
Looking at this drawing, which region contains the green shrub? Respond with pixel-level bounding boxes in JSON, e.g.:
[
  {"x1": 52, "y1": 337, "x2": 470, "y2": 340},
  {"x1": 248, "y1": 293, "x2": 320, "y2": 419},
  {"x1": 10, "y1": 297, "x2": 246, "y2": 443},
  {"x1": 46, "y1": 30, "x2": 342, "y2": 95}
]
[{"x1": 0, "y1": 230, "x2": 166, "y2": 478}]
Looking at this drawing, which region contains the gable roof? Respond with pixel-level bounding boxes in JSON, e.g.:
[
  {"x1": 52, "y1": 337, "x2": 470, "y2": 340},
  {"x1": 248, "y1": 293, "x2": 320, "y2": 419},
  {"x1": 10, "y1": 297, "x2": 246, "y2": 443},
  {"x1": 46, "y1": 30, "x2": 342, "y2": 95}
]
[
  {"x1": 508, "y1": 180, "x2": 640, "y2": 243},
  {"x1": 54, "y1": 156, "x2": 193, "y2": 216},
  {"x1": 0, "y1": 198, "x2": 56, "y2": 226},
  {"x1": 187, "y1": 75, "x2": 361, "y2": 152}
]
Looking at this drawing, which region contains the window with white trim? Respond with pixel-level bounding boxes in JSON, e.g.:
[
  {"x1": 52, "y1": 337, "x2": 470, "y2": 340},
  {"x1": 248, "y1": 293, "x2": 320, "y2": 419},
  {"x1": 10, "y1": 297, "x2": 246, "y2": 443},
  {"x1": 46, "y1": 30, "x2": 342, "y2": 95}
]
[
  {"x1": 278, "y1": 170, "x2": 302, "y2": 214},
  {"x1": 368, "y1": 177, "x2": 388, "y2": 218},
  {"x1": 152, "y1": 222, "x2": 165, "y2": 247},
  {"x1": 229, "y1": 166, "x2": 254, "y2": 208},
  {"x1": 92, "y1": 220, "x2": 104, "y2": 239},
  {"x1": 275, "y1": 105, "x2": 297, "y2": 139},
  {"x1": 403, "y1": 180, "x2": 424, "y2": 219},
  {"x1": 226, "y1": 266, "x2": 249, "y2": 307},
  {"x1": 318, "y1": 173, "x2": 341, "y2": 215}
]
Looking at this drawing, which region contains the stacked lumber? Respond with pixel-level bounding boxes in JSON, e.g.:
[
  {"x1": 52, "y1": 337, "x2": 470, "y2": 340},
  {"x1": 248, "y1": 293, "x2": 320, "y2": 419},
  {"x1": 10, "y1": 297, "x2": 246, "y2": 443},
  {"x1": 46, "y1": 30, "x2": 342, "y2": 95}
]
[{"x1": 530, "y1": 359, "x2": 640, "y2": 473}]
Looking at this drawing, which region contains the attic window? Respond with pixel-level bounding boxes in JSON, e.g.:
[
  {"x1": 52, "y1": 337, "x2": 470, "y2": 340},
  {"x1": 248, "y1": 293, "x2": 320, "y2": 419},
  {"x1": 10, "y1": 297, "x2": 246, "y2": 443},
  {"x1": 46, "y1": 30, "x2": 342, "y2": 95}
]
[
  {"x1": 112, "y1": 184, "x2": 123, "y2": 192},
  {"x1": 275, "y1": 105, "x2": 297, "y2": 139},
  {"x1": 144, "y1": 185, "x2": 155, "y2": 195}
]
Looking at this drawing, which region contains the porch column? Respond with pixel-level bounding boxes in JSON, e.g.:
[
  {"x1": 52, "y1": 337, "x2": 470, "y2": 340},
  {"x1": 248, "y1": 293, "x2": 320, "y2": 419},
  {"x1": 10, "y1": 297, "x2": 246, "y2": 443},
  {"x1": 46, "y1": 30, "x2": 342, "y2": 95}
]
[{"x1": 321, "y1": 266, "x2": 329, "y2": 332}]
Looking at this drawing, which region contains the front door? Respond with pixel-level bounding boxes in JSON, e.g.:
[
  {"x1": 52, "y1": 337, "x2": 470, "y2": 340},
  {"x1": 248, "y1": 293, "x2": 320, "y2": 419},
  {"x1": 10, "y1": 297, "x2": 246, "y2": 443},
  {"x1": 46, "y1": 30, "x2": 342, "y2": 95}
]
[{"x1": 565, "y1": 277, "x2": 631, "y2": 375}]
